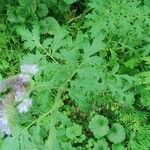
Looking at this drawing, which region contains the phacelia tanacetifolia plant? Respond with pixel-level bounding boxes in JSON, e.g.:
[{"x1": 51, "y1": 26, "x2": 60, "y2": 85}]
[{"x1": 0, "y1": 64, "x2": 39, "y2": 135}]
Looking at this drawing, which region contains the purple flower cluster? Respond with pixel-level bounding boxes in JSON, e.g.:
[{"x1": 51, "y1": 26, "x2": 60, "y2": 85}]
[
  {"x1": 0, "y1": 81, "x2": 8, "y2": 93},
  {"x1": 20, "y1": 64, "x2": 39, "y2": 75},
  {"x1": 17, "y1": 98, "x2": 32, "y2": 113},
  {"x1": 14, "y1": 64, "x2": 39, "y2": 111},
  {"x1": 0, "y1": 64, "x2": 39, "y2": 135},
  {"x1": 0, "y1": 79, "x2": 14, "y2": 93},
  {"x1": 0, "y1": 107, "x2": 11, "y2": 135}
]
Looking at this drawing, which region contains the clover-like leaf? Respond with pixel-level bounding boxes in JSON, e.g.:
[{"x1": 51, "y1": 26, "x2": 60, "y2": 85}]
[
  {"x1": 107, "y1": 123, "x2": 125, "y2": 144},
  {"x1": 89, "y1": 115, "x2": 109, "y2": 139}
]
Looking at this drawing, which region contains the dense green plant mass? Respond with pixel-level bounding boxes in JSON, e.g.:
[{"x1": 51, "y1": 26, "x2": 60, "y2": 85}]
[{"x1": 0, "y1": 0, "x2": 150, "y2": 149}]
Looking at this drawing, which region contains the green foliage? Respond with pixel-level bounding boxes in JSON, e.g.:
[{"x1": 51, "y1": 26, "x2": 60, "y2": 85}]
[
  {"x1": 0, "y1": 0, "x2": 149, "y2": 149},
  {"x1": 37, "y1": 3, "x2": 48, "y2": 18},
  {"x1": 112, "y1": 144, "x2": 126, "y2": 150},
  {"x1": 89, "y1": 115, "x2": 109, "y2": 139},
  {"x1": 107, "y1": 123, "x2": 126, "y2": 144},
  {"x1": 129, "y1": 126, "x2": 150, "y2": 150},
  {"x1": 64, "y1": 0, "x2": 78, "y2": 5},
  {"x1": 17, "y1": 25, "x2": 41, "y2": 50},
  {"x1": 138, "y1": 56, "x2": 150, "y2": 107},
  {"x1": 66, "y1": 124, "x2": 82, "y2": 140},
  {"x1": 18, "y1": 0, "x2": 37, "y2": 16},
  {"x1": 93, "y1": 139, "x2": 109, "y2": 150}
]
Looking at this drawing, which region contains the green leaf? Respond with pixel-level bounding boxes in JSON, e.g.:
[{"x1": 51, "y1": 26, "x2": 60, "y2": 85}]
[
  {"x1": 17, "y1": 25, "x2": 40, "y2": 50},
  {"x1": 19, "y1": 131, "x2": 32, "y2": 150},
  {"x1": 40, "y1": 17, "x2": 60, "y2": 34},
  {"x1": 63, "y1": 0, "x2": 78, "y2": 5},
  {"x1": 18, "y1": 0, "x2": 36, "y2": 15},
  {"x1": 1, "y1": 137, "x2": 19, "y2": 150},
  {"x1": 37, "y1": 3, "x2": 48, "y2": 18},
  {"x1": 44, "y1": 115, "x2": 61, "y2": 150},
  {"x1": 107, "y1": 123, "x2": 125, "y2": 144},
  {"x1": 125, "y1": 57, "x2": 140, "y2": 68},
  {"x1": 89, "y1": 115, "x2": 109, "y2": 139},
  {"x1": 20, "y1": 51, "x2": 45, "y2": 64},
  {"x1": 112, "y1": 144, "x2": 126, "y2": 150},
  {"x1": 66, "y1": 124, "x2": 82, "y2": 140},
  {"x1": 141, "y1": 56, "x2": 150, "y2": 65},
  {"x1": 129, "y1": 126, "x2": 150, "y2": 150},
  {"x1": 93, "y1": 138, "x2": 110, "y2": 150},
  {"x1": 83, "y1": 36, "x2": 105, "y2": 58},
  {"x1": 140, "y1": 89, "x2": 150, "y2": 107},
  {"x1": 56, "y1": 112, "x2": 71, "y2": 126},
  {"x1": 51, "y1": 27, "x2": 68, "y2": 53},
  {"x1": 61, "y1": 143, "x2": 76, "y2": 150}
]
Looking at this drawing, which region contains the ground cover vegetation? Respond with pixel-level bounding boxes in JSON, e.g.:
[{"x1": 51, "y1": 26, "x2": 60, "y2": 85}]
[{"x1": 0, "y1": 0, "x2": 150, "y2": 149}]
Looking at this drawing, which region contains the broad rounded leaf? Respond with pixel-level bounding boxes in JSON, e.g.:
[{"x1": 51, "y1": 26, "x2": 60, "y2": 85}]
[
  {"x1": 66, "y1": 124, "x2": 82, "y2": 140},
  {"x1": 37, "y1": 4, "x2": 48, "y2": 18},
  {"x1": 107, "y1": 123, "x2": 125, "y2": 144},
  {"x1": 93, "y1": 138, "x2": 110, "y2": 150},
  {"x1": 89, "y1": 115, "x2": 109, "y2": 139}
]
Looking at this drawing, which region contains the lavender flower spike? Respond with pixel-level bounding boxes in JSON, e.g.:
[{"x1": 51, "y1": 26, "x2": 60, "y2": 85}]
[
  {"x1": 20, "y1": 64, "x2": 39, "y2": 75},
  {"x1": 17, "y1": 98, "x2": 32, "y2": 113}
]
